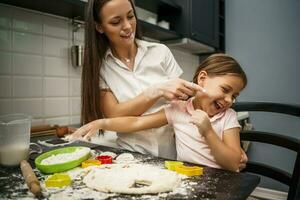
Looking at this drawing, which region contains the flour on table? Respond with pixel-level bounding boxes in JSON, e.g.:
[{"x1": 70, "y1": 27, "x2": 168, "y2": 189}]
[
  {"x1": 41, "y1": 147, "x2": 90, "y2": 165},
  {"x1": 83, "y1": 164, "x2": 182, "y2": 194},
  {"x1": 44, "y1": 184, "x2": 115, "y2": 200}
]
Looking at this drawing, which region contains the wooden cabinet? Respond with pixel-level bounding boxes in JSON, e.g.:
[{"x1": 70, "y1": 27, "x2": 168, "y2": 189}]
[
  {"x1": 137, "y1": 0, "x2": 225, "y2": 52},
  {"x1": 170, "y1": 0, "x2": 224, "y2": 51},
  {"x1": 1, "y1": 0, "x2": 183, "y2": 42},
  {"x1": 1, "y1": 0, "x2": 224, "y2": 51},
  {"x1": 191, "y1": 0, "x2": 219, "y2": 48},
  {"x1": 134, "y1": 0, "x2": 183, "y2": 41},
  {"x1": 0, "y1": 0, "x2": 86, "y2": 20},
  {"x1": 135, "y1": 0, "x2": 181, "y2": 19},
  {"x1": 219, "y1": 0, "x2": 225, "y2": 51}
]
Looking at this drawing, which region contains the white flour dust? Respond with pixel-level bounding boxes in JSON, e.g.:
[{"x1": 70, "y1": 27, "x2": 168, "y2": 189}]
[
  {"x1": 4, "y1": 151, "x2": 195, "y2": 200},
  {"x1": 41, "y1": 147, "x2": 90, "y2": 165}
]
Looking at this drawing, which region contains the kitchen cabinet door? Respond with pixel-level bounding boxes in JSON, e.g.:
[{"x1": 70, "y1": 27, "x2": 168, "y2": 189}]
[
  {"x1": 190, "y1": 0, "x2": 219, "y2": 48},
  {"x1": 172, "y1": 0, "x2": 221, "y2": 49}
]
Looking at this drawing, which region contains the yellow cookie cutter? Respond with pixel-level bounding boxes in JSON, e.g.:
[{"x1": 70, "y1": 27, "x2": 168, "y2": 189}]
[
  {"x1": 165, "y1": 161, "x2": 183, "y2": 171},
  {"x1": 175, "y1": 165, "x2": 203, "y2": 176},
  {"x1": 81, "y1": 159, "x2": 101, "y2": 168},
  {"x1": 45, "y1": 173, "x2": 72, "y2": 187}
]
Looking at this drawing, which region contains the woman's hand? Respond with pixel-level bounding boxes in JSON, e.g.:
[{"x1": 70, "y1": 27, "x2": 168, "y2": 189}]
[
  {"x1": 65, "y1": 119, "x2": 103, "y2": 141},
  {"x1": 144, "y1": 78, "x2": 205, "y2": 101},
  {"x1": 189, "y1": 109, "x2": 213, "y2": 137}
]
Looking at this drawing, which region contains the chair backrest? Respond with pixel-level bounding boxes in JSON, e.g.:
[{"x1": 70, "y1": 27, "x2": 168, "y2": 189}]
[{"x1": 233, "y1": 102, "x2": 300, "y2": 200}]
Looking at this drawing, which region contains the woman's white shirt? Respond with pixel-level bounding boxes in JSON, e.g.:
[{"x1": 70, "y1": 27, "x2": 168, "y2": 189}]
[{"x1": 100, "y1": 39, "x2": 183, "y2": 159}]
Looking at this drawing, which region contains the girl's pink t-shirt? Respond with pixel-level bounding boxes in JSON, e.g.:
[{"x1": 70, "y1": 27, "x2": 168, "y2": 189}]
[{"x1": 164, "y1": 98, "x2": 241, "y2": 169}]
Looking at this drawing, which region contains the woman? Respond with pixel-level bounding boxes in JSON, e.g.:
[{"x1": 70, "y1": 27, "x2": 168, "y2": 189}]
[{"x1": 81, "y1": 0, "x2": 202, "y2": 159}]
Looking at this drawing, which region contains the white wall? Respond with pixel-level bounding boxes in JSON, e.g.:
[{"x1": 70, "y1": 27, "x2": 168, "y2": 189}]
[
  {"x1": 226, "y1": 0, "x2": 300, "y2": 192},
  {"x1": 0, "y1": 3, "x2": 199, "y2": 126},
  {"x1": 171, "y1": 49, "x2": 199, "y2": 82},
  {"x1": 0, "y1": 4, "x2": 84, "y2": 126}
]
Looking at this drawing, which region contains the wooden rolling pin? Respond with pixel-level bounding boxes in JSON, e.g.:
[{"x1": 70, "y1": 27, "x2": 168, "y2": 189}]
[
  {"x1": 20, "y1": 160, "x2": 43, "y2": 198},
  {"x1": 31, "y1": 124, "x2": 56, "y2": 133}
]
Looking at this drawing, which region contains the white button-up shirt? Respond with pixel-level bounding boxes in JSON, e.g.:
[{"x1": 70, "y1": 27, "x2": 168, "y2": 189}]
[{"x1": 100, "y1": 39, "x2": 183, "y2": 159}]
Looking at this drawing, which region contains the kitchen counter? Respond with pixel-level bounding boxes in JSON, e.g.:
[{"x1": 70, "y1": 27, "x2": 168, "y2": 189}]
[{"x1": 0, "y1": 136, "x2": 260, "y2": 200}]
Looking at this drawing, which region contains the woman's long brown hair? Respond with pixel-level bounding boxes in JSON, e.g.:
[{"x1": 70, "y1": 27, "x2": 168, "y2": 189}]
[{"x1": 82, "y1": 0, "x2": 141, "y2": 124}]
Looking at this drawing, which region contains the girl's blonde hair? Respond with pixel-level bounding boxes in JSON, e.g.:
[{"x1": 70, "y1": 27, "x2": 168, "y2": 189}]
[{"x1": 193, "y1": 53, "x2": 247, "y2": 88}]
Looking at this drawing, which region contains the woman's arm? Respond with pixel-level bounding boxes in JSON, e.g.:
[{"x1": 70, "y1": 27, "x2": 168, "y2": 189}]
[
  {"x1": 100, "y1": 78, "x2": 203, "y2": 117},
  {"x1": 69, "y1": 109, "x2": 168, "y2": 140},
  {"x1": 100, "y1": 90, "x2": 159, "y2": 117}
]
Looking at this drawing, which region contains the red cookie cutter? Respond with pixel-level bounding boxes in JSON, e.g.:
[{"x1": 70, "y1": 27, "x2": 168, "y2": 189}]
[{"x1": 96, "y1": 155, "x2": 113, "y2": 164}]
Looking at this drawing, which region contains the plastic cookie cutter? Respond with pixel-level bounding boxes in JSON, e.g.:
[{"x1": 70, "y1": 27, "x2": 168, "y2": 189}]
[
  {"x1": 96, "y1": 155, "x2": 113, "y2": 164},
  {"x1": 175, "y1": 165, "x2": 203, "y2": 176},
  {"x1": 164, "y1": 161, "x2": 184, "y2": 171},
  {"x1": 81, "y1": 159, "x2": 101, "y2": 168},
  {"x1": 45, "y1": 173, "x2": 72, "y2": 187}
]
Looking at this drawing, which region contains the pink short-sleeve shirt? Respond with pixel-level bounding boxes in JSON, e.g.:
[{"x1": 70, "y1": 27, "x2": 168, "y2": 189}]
[{"x1": 164, "y1": 98, "x2": 241, "y2": 168}]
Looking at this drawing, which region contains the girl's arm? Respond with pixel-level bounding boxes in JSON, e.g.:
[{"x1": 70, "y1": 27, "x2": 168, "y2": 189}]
[
  {"x1": 203, "y1": 128, "x2": 242, "y2": 172},
  {"x1": 100, "y1": 78, "x2": 203, "y2": 117},
  {"x1": 189, "y1": 109, "x2": 241, "y2": 171},
  {"x1": 69, "y1": 109, "x2": 168, "y2": 141}
]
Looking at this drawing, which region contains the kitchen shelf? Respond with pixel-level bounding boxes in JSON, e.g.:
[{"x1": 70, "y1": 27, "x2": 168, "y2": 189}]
[
  {"x1": 1, "y1": 0, "x2": 86, "y2": 20},
  {"x1": 138, "y1": 20, "x2": 182, "y2": 41},
  {"x1": 135, "y1": 0, "x2": 181, "y2": 16},
  {"x1": 1, "y1": 0, "x2": 182, "y2": 41}
]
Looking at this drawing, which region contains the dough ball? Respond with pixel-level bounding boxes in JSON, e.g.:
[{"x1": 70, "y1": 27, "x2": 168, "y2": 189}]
[{"x1": 115, "y1": 153, "x2": 135, "y2": 163}]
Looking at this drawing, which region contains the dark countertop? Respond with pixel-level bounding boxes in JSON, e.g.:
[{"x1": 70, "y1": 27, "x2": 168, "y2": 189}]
[{"x1": 0, "y1": 136, "x2": 260, "y2": 200}]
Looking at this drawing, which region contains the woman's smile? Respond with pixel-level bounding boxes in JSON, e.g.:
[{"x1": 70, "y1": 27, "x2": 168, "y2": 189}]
[{"x1": 120, "y1": 31, "x2": 135, "y2": 41}]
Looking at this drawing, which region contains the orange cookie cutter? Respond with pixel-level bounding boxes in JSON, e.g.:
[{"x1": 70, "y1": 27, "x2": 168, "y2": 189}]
[
  {"x1": 81, "y1": 159, "x2": 101, "y2": 168},
  {"x1": 45, "y1": 173, "x2": 72, "y2": 188},
  {"x1": 164, "y1": 161, "x2": 184, "y2": 171},
  {"x1": 175, "y1": 165, "x2": 203, "y2": 176}
]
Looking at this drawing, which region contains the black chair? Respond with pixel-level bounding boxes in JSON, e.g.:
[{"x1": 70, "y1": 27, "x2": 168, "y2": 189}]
[{"x1": 233, "y1": 102, "x2": 300, "y2": 200}]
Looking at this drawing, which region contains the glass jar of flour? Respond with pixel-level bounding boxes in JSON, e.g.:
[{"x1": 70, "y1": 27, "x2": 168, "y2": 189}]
[{"x1": 0, "y1": 114, "x2": 41, "y2": 166}]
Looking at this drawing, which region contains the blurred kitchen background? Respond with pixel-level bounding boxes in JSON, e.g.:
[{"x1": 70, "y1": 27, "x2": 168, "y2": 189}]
[{"x1": 0, "y1": 0, "x2": 299, "y2": 199}]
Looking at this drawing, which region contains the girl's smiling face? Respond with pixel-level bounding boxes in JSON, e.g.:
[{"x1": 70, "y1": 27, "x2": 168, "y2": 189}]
[{"x1": 195, "y1": 71, "x2": 245, "y2": 117}]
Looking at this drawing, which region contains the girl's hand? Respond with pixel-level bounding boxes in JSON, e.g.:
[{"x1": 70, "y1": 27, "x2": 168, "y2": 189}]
[
  {"x1": 189, "y1": 109, "x2": 213, "y2": 137},
  {"x1": 145, "y1": 78, "x2": 205, "y2": 101},
  {"x1": 65, "y1": 120, "x2": 103, "y2": 141},
  {"x1": 238, "y1": 150, "x2": 248, "y2": 172}
]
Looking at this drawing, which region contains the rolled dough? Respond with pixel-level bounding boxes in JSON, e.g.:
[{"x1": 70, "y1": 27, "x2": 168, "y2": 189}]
[{"x1": 83, "y1": 164, "x2": 181, "y2": 194}]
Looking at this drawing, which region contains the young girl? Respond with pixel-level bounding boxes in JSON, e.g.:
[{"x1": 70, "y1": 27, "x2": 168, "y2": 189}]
[{"x1": 70, "y1": 54, "x2": 247, "y2": 172}]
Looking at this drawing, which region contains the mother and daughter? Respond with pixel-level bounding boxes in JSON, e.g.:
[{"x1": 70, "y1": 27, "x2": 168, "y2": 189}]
[
  {"x1": 69, "y1": 0, "x2": 248, "y2": 171},
  {"x1": 70, "y1": 53, "x2": 247, "y2": 172}
]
